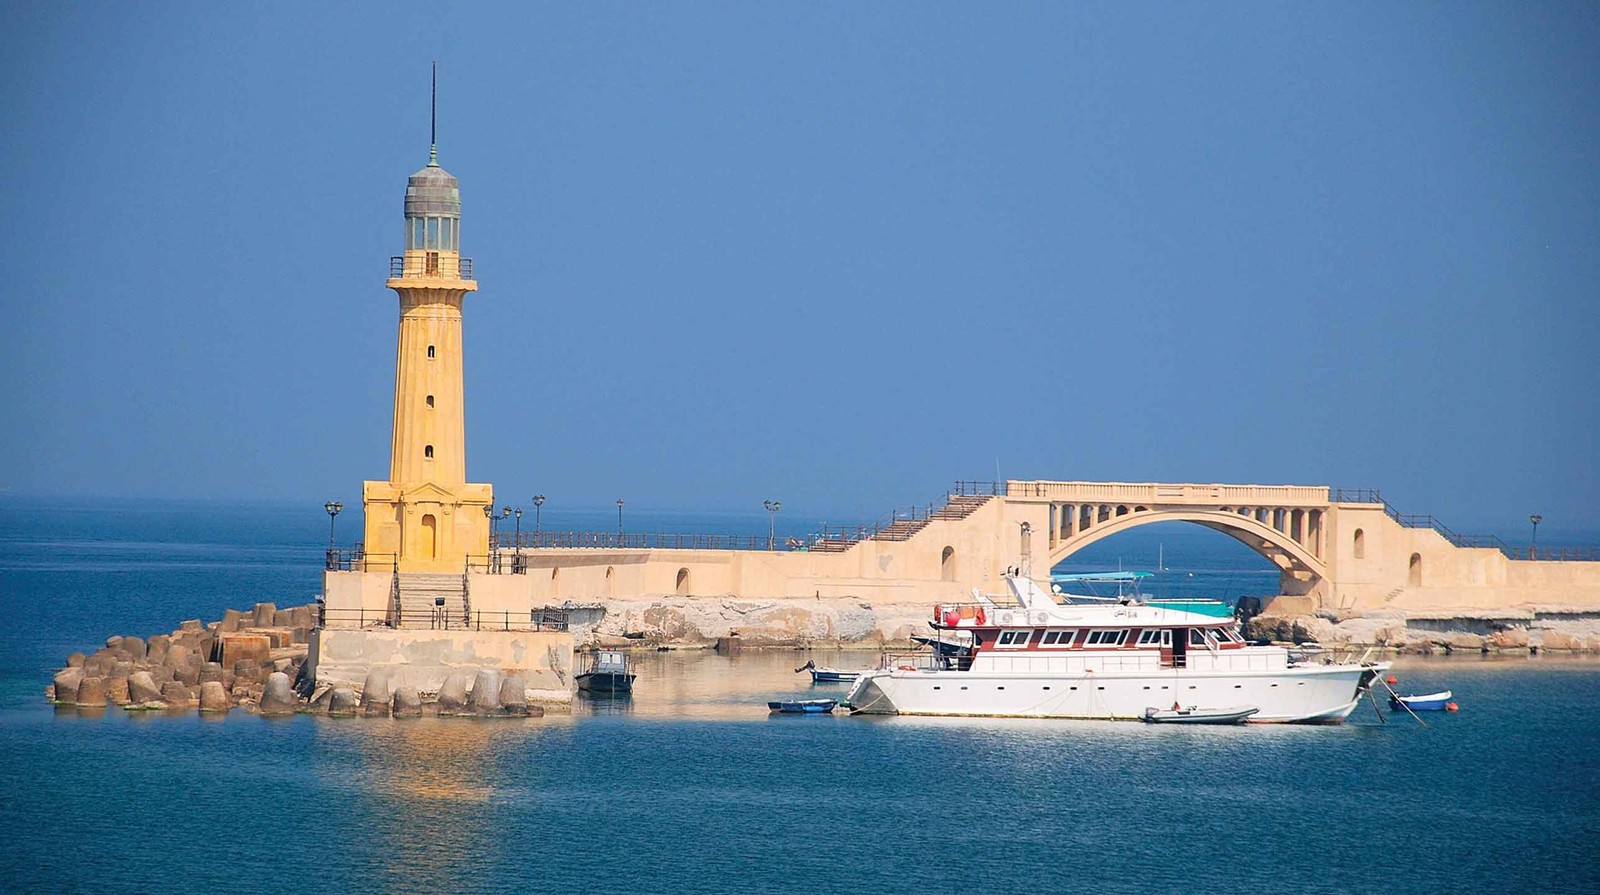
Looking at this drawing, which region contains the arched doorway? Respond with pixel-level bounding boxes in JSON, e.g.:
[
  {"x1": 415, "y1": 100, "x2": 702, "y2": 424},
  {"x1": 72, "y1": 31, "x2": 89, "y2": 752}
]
[
  {"x1": 1408, "y1": 553, "x2": 1422, "y2": 587},
  {"x1": 675, "y1": 568, "x2": 691, "y2": 596},
  {"x1": 1353, "y1": 529, "x2": 1366, "y2": 560},
  {"x1": 940, "y1": 546, "x2": 956, "y2": 582},
  {"x1": 419, "y1": 514, "x2": 438, "y2": 560}
]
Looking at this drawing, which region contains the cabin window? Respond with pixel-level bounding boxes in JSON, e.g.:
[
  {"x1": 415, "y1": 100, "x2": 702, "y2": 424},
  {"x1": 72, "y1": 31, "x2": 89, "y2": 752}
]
[
  {"x1": 1039, "y1": 629, "x2": 1077, "y2": 647},
  {"x1": 1188, "y1": 629, "x2": 1208, "y2": 646},
  {"x1": 995, "y1": 630, "x2": 1033, "y2": 649},
  {"x1": 1084, "y1": 629, "x2": 1128, "y2": 648},
  {"x1": 426, "y1": 395, "x2": 435, "y2": 408},
  {"x1": 1136, "y1": 629, "x2": 1164, "y2": 647},
  {"x1": 1221, "y1": 628, "x2": 1244, "y2": 643}
]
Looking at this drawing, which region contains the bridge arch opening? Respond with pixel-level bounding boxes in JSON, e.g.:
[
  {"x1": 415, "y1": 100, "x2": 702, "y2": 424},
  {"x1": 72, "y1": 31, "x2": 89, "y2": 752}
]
[
  {"x1": 1409, "y1": 553, "x2": 1422, "y2": 587},
  {"x1": 550, "y1": 567, "x2": 561, "y2": 599},
  {"x1": 1353, "y1": 529, "x2": 1365, "y2": 560},
  {"x1": 605, "y1": 566, "x2": 615, "y2": 598},
  {"x1": 1052, "y1": 521, "x2": 1282, "y2": 604},
  {"x1": 940, "y1": 546, "x2": 955, "y2": 581},
  {"x1": 675, "y1": 568, "x2": 691, "y2": 596}
]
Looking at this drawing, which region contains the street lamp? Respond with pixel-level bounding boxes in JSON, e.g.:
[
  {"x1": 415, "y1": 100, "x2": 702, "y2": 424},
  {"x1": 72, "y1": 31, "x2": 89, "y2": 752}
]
[
  {"x1": 1530, "y1": 514, "x2": 1543, "y2": 555},
  {"x1": 532, "y1": 494, "x2": 545, "y2": 538},
  {"x1": 514, "y1": 507, "x2": 523, "y2": 547},
  {"x1": 764, "y1": 499, "x2": 782, "y2": 550},
  {"x1": 617, "y1": 498, "x2": 625, "y2": 538},
  {"x1": 323, "y1": 501, "x2": 342, "y2": 550}
]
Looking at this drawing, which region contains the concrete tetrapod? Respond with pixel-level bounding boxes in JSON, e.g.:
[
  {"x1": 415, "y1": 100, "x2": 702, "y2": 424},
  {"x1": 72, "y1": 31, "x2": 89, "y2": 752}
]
[
  {"x1": 127, "y1": 671, "x2": 163, "y2": 704},
  {"x1": 499, "y1": 675, "x2": 528, "y2": 716},
  {"x1": 258, "y1": 672, "x2": 296, "y2": 715},
  {"x1": 359, "y1": 670, "x2": 392, "y2": 717},
  {"x1": 52, "y1": 669, "x2": 83, "y2": 704},
  {"x1": 328, "y1": 688, "x2": 358, "y2": 717},
  {"x1": 392, "y1": 687, "x2": 422, "y2": 718},
  {"x1": 199, "y1": 681, "x2": 231, "y2": 714},
  {"x1": 75, "y1": 676, "x2": 108, "y2": 708},
  {"x1": 437, "y1": 672, "x2": 471, "y2": 714},
  {"x1": 160, "y1": 681, "x2": 194, "y2": 708},
  {"x1": 468, "y1": 669, "x2": 503, "y2": 715}
]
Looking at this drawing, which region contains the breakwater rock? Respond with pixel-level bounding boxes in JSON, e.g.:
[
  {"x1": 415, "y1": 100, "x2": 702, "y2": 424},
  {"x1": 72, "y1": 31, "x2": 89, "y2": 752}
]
[
  {"x1": 1245, "y1": 606, "x2": 1600, "y2": 654},
  {"x1": 51, "y1": 601, "x2": 564, "y2": 721},
  {"x1": 47, "y1": 602, "x2": 317, "y2": 712}
]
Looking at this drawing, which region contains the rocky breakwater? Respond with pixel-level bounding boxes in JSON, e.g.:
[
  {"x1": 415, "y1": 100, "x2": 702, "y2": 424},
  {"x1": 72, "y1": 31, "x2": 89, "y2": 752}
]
[
  {"x1": 47, "y1": 602, "x2": 319, "y2": 714},
  {"x1": 1245, "y1": 603, "x2": 1600, "y2": 655},
  {"x1": 576, "y1": 594, "x2": 944, "y2": 650},
  {"x1": 50, "y1": 604, "x2": 557, "y2": 720}
]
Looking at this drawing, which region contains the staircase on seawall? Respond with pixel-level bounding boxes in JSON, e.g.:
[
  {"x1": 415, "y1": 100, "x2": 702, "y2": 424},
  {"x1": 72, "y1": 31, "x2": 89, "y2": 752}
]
[
  {"x1": 395, "y1": 572, "x2": 467, "y2": 629},
  {"x1": 810, "y1": 491, "x2": 995, "y2": 553}
]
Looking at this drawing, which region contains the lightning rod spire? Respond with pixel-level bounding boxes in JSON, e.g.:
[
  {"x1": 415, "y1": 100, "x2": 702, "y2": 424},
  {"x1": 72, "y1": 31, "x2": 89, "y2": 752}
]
[{"x1": 429, "y1": 62, "x2": 438, "y2": 167}]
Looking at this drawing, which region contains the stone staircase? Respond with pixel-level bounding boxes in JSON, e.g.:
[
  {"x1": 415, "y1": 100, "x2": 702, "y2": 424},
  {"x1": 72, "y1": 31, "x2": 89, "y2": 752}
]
[
  {"x1": 395, "y1": 573, "x2": 467, "y2": 629},
  {"x1": 811, "y1": 492, "x2": 995, "y2": 553}
]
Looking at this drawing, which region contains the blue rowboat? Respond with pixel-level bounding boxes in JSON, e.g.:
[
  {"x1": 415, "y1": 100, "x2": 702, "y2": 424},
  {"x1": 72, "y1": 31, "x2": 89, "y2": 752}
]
[
  {"x1": 796, "y1": 660, "x2": 861, "y2": 683},
  {"x1": 767, "y1": 699, "x2": 838, "y2": 714},
  {"x1": 1389, "y1": 690, "x2": 1452, "y2": 711}
]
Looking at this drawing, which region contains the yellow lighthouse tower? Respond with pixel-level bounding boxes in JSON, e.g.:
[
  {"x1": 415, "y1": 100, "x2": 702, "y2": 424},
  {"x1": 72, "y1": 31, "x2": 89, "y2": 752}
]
[{"x1": 362, "y1": 71, "x2": 493, "y2": 571}]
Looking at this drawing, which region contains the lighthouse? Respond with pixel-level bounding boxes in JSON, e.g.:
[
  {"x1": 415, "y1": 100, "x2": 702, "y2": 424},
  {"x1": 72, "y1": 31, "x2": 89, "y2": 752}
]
[{"x1": 362, "y1": 69, "x2": 493, "y2": 572}]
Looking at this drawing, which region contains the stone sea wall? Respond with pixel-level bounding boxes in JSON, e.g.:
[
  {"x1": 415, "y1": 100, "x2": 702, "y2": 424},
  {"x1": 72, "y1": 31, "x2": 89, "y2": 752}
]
[
  {"x1": 1245, "y1": 606, "x2": 1600, "y2": 654},
  {"x1": 574, "y1": 595, "x2": 941, "y2": 649}
]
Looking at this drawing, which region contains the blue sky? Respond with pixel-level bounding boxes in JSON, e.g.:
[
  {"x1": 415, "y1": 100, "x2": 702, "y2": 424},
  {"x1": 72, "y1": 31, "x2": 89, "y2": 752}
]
[{"x1": 2, "y1": 3, "x2": 1595, "y2": 532}]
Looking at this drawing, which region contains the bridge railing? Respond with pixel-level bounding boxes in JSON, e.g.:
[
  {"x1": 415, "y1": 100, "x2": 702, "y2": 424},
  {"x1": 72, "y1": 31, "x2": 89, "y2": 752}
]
[{"x1": 1008, "y1": 480, "x2": 1331, "y2": 505}]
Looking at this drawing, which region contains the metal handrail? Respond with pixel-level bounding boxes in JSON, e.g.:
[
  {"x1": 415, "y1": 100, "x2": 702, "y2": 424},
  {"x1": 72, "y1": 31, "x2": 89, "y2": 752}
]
[
  {"x1": 388, "y1": 255, "x2": 474, "y2": 279},
  {"x1": 318, "y1": 607, "x2": 397, "y2": 628},
  {"x1": 325, "y1": 549, "x2": 397, "y2": 572}
]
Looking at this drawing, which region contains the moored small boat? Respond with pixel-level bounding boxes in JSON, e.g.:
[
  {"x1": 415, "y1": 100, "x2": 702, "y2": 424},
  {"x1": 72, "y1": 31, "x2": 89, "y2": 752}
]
[
  {"x1": 1389, "y1": 690, "x2": 1453, "y2": 711},
  {"x1": 795, "y1": 660, "x2": 861, "y2": 683},
  {"x1": 1142, "y1": 704, "x2": 1259, "y2": 725},
  {"x1": 767, "y1": 698, "x2": 838, "y2": 714},
  {"x1": 576, "y1": 650, "x2": 637, "y2": 693}
]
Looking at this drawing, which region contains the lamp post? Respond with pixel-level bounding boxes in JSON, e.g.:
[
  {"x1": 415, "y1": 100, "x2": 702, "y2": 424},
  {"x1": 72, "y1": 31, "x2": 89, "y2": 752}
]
[
  {"x1": 532, "y1": 494, "x2": 545, "y2": 539},
  {"x1": 324, "y1": 501, "x2": 342, "y2": 550},
  {"x1": 1530, "y1": 514, "x2": 1543, "y2": 556},
  {"x1": 617, "y1": 499, "x2": 625, "y2": 540},
  {"x1": 483, "y1": 504, "x2": 495, "y2": 566},
  {"x1": 764, "y1": 499, "x2": 782, "y2": 550}
]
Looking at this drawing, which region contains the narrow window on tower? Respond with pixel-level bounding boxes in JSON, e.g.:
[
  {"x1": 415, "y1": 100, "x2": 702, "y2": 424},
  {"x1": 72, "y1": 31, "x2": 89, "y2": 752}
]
[
  {"x1": 425, "y1": 445, "x2": 434, "y2": 460},
  {"x1": 427, "y1": 345, "x2": 436, "y2": 359},
  {"x1": 426, "y1": 395, "x2": 435, "y2": 408}
]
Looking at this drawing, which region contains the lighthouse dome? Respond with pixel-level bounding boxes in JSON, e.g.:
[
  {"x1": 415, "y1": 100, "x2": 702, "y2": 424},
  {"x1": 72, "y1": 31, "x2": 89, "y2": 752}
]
[{"x1": 405, "y1": 161, "x2": 461, "y2": 219}]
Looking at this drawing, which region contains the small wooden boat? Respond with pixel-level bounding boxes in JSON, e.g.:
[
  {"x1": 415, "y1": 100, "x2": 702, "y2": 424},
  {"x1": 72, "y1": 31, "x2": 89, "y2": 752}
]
[
  {"x1": 1389, "y1": 690, "x2": 1453, "y2": 711},
  {"x1": 767, "y1": 698, "x2": 838, "y2": 714},
  {"x1": 576, "y1": 651, "x2": 637, "y2": 693},
  {"x1": 795, "y1": 660, "x2": 860, "y2": 683},
  {"x1": 1142, "y1": 704, "x2": 1259, "y2": 725}
]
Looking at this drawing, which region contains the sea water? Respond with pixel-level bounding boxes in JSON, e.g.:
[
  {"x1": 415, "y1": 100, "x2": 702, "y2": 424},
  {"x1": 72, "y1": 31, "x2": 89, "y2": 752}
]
[{"x1": 1, "y1": 499, "x2": 1597, "y2": 894}]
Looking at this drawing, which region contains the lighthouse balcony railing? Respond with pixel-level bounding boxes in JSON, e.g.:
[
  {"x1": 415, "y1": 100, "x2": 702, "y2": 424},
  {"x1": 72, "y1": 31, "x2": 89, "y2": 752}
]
[{"x1": 390, "y1": 255, "x2": 473, "y2": 280}]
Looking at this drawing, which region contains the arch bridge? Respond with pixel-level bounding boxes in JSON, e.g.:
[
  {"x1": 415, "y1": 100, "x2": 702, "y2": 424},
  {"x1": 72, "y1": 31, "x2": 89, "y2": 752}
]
[{"x1": 1006, "y1": 480, "x2": 1331, "y2": 584}]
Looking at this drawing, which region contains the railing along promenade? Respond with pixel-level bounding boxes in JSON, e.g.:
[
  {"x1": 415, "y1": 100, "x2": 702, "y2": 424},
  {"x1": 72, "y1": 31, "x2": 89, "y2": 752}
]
[
  {"x1": 318, "y1": 605, "x2": 570, "y2": 632},
  {"x1": 1332, "y1": 489, "x2": 1595, "y2": 561},
  {"x1": 325, "y1": 545, "x2": 396, "y2": 572}
]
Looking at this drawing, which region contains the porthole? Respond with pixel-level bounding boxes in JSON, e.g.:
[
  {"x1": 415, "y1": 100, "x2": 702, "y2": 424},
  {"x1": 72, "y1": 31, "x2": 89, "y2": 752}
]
[
  {"x1": 933, "y1": 686, "x2": 941, "y2": 690},
  {"x1": 1043, "y1": 686, "x2": 1051, "y2": 691},
  {"x1": 1097, "y1": 686, "x2": 1105, "y2": 691},
  {"x1": 960, "y1": 686, "x2": 968, "y2": 691},
  {"x1": 997, "y1": 686, "x2": 1005, "y2": 690}
]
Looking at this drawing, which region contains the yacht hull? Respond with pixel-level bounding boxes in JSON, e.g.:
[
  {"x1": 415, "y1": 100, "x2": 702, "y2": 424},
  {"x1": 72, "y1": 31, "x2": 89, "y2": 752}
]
[{"x1": 845, "y1": 663, "x2": 1382, "y2": 724}]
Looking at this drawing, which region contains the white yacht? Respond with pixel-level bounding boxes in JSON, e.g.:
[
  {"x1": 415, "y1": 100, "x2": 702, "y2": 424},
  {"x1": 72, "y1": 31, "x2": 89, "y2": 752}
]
[{"x1": 845, "y1": 574, "x2": 1386, "y2": 723}]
